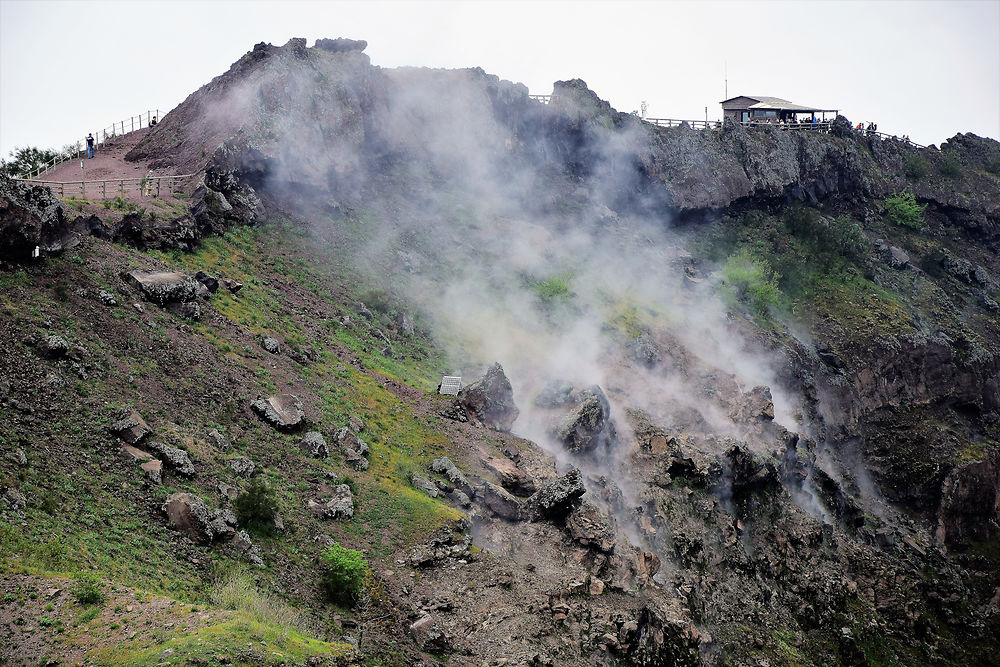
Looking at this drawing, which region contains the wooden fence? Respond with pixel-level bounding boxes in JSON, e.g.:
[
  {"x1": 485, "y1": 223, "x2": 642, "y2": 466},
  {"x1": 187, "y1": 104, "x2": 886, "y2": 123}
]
[
  {"x1": 17, "y1": 173, "x2": 195, "y2": 199},
  {"x1": 529, "y1": 94, "x2": 551, "y2": 104},
  {"x1": 23, "y1": 109, "x2": 161, "y2": 180}
]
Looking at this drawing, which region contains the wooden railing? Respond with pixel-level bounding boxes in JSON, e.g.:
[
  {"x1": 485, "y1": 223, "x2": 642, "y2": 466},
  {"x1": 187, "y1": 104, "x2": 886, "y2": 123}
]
[
  {"x1": 644, "y1": 118, "x2": 833, "y2": 133},
  {"x1": 867, "y1": 130, "x2": 925, "y2": 150},
  {"x1": 17, "y1": 173, "x2": 196, "y2": 199},
  {"x1": 529, "y1": 94, "x2": 551, "y2": 104},
  {"x1": 24, "y1": 109, "x2": 161, "y2": 180},
  {"x1": 644, "y1": 118, "x2": 720, "y2": 130}
]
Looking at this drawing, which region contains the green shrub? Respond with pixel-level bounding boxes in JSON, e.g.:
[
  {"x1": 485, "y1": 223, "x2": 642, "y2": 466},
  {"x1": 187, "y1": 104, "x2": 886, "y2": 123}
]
[
  {"x1": 72, "y1": 572, "x2": 105, "y2": 605},
  {"x1": 320, "y1": 542, "x2": 368, "y2": 604},
  {"x1": 903, "y1": 154, "x2": 929, "y2": 180},
  {"x1": 528, "y1": 274, "x2": 573, "y2": 303},
  {"x1": 884, "y1": 191, "x2": 926, "y2": 229},
  {"x1": 938, "y1": 151, "x2": 961, "y2": 177},
  {"x1": 234, "y1": 478, "x2": 279, "y2": 536},
  {"x1": 722, "y1": 249, "x2": 782, "y2": 318}
]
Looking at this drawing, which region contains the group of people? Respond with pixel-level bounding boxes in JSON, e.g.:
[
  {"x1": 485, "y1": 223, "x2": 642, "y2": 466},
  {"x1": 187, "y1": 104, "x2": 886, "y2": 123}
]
[
  {"x1": 855, "y1": 121, "x2": 879, "y2": 135},
  {"x1": 82, "y1": 116, "x2": 156, "y2": 160}
]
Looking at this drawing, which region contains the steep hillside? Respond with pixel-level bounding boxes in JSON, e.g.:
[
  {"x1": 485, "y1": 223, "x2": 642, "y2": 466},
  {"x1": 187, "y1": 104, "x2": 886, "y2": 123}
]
[{"x1": 2, "y1": 37, "x2": 1000, "y2": 666}]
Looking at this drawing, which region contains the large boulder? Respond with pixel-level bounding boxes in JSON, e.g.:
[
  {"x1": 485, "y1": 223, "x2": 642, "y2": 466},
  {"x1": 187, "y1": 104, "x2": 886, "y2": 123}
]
[
  {"x1": 480, "y1": 451, "x2": 536, "y2": 496},
  {"x1": 526, "y1": 468, "x2": 586, "y2": 521},
  {"x1": 125, "y1": 271, "x2": 199, "y2": 305},
  {"x1": 554, "y1": 386, "x2": 612, "y2": 454},
  {"x1": 147, "y1": 441, "x2": 195, "y2": 477},
  {"x1": 112, "y1": 410, "x2": 152, "y2": 445},
  {"x1": 300, "y1": 431, "x2": 329, "y2": 458},
  {"x1": 163, "y1": 493, "x2": 214, "y2": 543},
  {"x1": 335, "y1": 427, "x2": 369, "y2": 470},
  {"x1": 430, "y1": 456, "x2": 474, "y2": 495},
  {"x1": 308, "y1": 484, "x2": 354, "y2": 520},
  {"x1": 251, "y1": 394, "x2": 305, "y2": 431},
  {"x1": 480, "y1": 481, "x2": 522, "y2": 521},
  {"x1": 457, "y1": 363, "x2": 519, "y2": 431},
  {"x1": 566, "y1": 501, "x2": 617, "y2": 552}
]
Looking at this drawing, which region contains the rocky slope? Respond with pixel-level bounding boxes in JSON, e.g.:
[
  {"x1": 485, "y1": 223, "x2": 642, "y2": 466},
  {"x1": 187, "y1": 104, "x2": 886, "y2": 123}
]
[{"x1": 2, "y1": 37, "x2": 999, "y2": 666}]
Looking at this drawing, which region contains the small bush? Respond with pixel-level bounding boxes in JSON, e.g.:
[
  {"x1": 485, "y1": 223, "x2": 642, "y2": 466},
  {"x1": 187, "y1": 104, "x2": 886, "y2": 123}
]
[
  {"x1": 320, "y1": 542, "x2": 368, "y2": 604},
  {"x1": 903, "y1": 154, "x2": 929, "y2": 180},
  {"x1": 529, "y1": 273, "x2": 573, "y2": 303},
  {"x1": 72, "y1": 572, "x2": 104, "y2": 605},
  {"x1": 234, "y1": 478, "x2": 279, "y2": 537},
  {"x1": 360, "y1": 289, "x2": 395, "y2": 316},
  {"x1": 721, "y1": 249, "x2": 782, "y2": 318},
  {"x1": 884, "y1": 191, "x2": 926, "y2": 229},
  {"x1": 938, "y1": 151, "x2": 961, "y2": 177}
]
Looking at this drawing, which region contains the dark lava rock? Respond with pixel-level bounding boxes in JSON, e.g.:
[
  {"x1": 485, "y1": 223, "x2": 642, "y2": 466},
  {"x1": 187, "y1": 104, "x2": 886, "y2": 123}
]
[
  {"x1": 457, "y1": 363, "x2": 519, "y2": 432},
  {"x1": 147, "y1": 441, "x2": 196, "y2": 477},
  {"x1": 335, "y1": 427, "x2": 369, "y2": 471},
  {"x1": 251, "y1": 394, "x2": 305, "y2": 431},
  {"x1": 431, "y1": 456, "x2": 474, "y2": 495},
  {"x1": 39, "y1": 335, "x2": 70, "y2": 358},
  {"x1": 0, "y1": 173, "x2": 72, "y2": 261},
  {"x1": 194, "y1": 270, "x2": 219, "y2": 293},
  {"x1": 526, "y1": 468, "x2": 586, "y2": 521},
  {"x1": 300, "y1": 431, "x2": 329, "y2": 458},
  {"x1": 554, "y1": 386, "x2": 611, "y2": 453},
  {"x1": 229, "y1": 456, "x2": 255, "y2": 479},
  {"x1": 533, "y1": 380, "x2": 574, "y2": 409},
  {"x1": 260, "y1": 336, "x2": 280, "y2": 354},
  {"x1": 411, "y1": 473, "x2": 439, "y2": 498},
  {"x1": 936, "y1": 448, "x2": 1000, "y2": 546}
]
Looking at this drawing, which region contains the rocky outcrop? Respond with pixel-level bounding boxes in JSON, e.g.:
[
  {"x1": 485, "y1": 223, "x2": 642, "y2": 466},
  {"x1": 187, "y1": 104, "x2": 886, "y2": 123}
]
[
  {"x1": 0, "y1": 174, "x2": 72, "y2": 260},
  {"x1": 112, "y1": 409, "x2": 152, "y2": 445},
  {"x1": 936, "y1": 448, "x2": 1000, "y2": 546},
  {"x1": 430, "y1": 456, "x2": 474, "y2": 496},
  {"x1": 147, "y1": 441, "x2": 195, "y2": 477},
  {"x1": 457, "y1": 363, "x2": 519, "y2": 431},
  {"x1": 300, "y1": 431, "x2": 328, "y2": 458}
]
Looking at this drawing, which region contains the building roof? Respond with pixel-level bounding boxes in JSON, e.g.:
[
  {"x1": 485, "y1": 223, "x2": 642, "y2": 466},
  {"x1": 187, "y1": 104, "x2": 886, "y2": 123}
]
[{"x1": 721, "y1": 95, "x2": 836, "y2": 113}]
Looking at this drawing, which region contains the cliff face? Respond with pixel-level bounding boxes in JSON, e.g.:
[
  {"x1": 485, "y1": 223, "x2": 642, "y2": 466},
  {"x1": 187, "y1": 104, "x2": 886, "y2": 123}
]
[{"x1": 3, "y1": 38, "x2": 1000, "y2": 666}]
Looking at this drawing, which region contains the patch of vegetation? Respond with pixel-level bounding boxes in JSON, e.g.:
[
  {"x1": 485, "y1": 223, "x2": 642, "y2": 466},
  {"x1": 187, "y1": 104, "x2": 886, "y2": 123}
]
[
  {"x1": 528, "y1": 273, "x2": 573, "y2": 303},
  {"x1": 721, "y1": 249, "x2": 782, "y2": 319},
  {"x1": 938, "y1": 151, "x2": 961, "y2": 177},
  {"x1": 72, "y1": 572, "x2": 105, "y2": 605},
  {"x1": 884, "y1": 191, "x2": 926, "y2": 229},
  {"x1": 234, "y1": 478, "x2": 279, "y2": 537},
  {"x1": 1, "y1": 145, "x2": 61, "y2": 178},
  {"x1": 903, "y1": 154, "x2": 929, "y2": 180},
  {"x1": 320, "y1": 542, "x2": 368, "y2": 604}
]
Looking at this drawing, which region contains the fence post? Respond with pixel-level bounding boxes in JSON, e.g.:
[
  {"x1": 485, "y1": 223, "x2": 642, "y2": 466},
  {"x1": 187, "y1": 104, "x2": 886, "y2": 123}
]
[
  {"x1": 156, "y1": 178, "x2": 161, "y2": 197},
  {"x1": 102, "y1": 181, "x2": 106, "y2": 198}
]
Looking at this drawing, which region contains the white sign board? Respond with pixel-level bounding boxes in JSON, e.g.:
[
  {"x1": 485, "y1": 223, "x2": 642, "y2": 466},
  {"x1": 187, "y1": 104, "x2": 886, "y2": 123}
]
[{"x1": 439, "y1": 376, "x2": 462, "y2": 396}]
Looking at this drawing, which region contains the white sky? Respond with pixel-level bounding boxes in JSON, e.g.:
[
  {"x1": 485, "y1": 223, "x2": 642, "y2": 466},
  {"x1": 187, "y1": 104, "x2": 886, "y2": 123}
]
[{"x1": 1, "y1": 0, "x2": 998, "y2": 157}]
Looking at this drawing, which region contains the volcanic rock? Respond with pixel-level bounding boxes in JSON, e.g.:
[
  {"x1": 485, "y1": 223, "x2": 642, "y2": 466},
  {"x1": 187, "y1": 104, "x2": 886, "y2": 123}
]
[
  {"x1": 480, "y1": 451, "x2": 536, "y2": 496},
  {"x1": 251, "y1": 394, "x2": 305, "y2": 431},
  {"x1": 232, "y1": 529, "x2": 265, "y2": 567},
  {"x1": 554, "y1": 386, "x2": 611, "y2": 453},
  {"x1": 140, "y1": 459, "x2": 162, "y2": 484},
  {"x1": 261, "y1": 336, "x2": 280, "y2": 354},
  {"x1": 335, "y1": 427, "x2": 369, "y2": 470},
  {"x1": 194, "y1": 270, "x2": 219, "y2": 293},
  {"x1": 457, "y1": 363, "x2": 519, "y2": 431},
  {"x1": 300, "y1": 431, "x2": 329, "y2": 458},
  {"x1": 229, "y1": 457, "x2": 255, "y2": 479},
  {"x1": 147, "y1": 441, "x2": 196, "y2": 477},
  {"x1": 207, "y1": 428, "x2": 230, "y2": 451},
  {"x1": 40, "y1": 335, "x2": 70, "y2": 358},
  {"x1": 315, "y1": 37, "x2": 368, "y2": 53},
  {"x1": 526, "y1": 468, "x2": 586, "y2": 521},
  {"x1": 112, "y1": 410, "x2": 152, "y2": 445},
  {"x1": 410, "y1": 614, "x2": 451, "y2": 653},
  {"x1": 431, "y1": 456, "x2": 474, "y2": 495},
  {"x1": 411, "y1": 473, "x2": 439, "y2": 498},
  {"x1": 308, "y1": 484, "x2": 354, "y2": 520},
  {"x1": 480, "y1": 481, "x2": 522, "y2": 521},
  {"x1": 935, "y1": 448, "x2": 1000, "y2": 546},
  {"x1": 163, "y1": 492, "x2": 214, "y2": 543},
  {"x1": 126, "y1": 271, "x2": 198, "y2": 305},
  {"x1": 566, "y1": 501, "x2": 617, "y2": 552}
]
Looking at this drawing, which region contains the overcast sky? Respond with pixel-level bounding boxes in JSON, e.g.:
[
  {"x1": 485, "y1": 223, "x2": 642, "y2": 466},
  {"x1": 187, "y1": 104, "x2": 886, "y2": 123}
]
[{"x1": 1, "y1": 0, "x2": 997, "y2": 158}]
